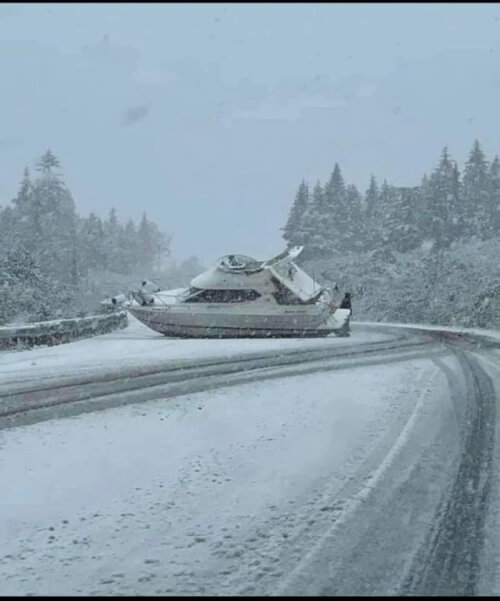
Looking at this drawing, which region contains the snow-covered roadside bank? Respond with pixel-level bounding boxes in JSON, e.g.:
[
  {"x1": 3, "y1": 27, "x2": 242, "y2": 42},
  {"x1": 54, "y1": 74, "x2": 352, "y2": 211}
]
[
  {"x1": 0, "y1": 312, "x2": 128, "y2": 351},
  {"x1": 357, "y1": 320, "x2": 500, "y2": 343},
  {"x1": 0, "y1": 316, "x2": 391, "y2": 388},
  {"x1": 0, "y1": 357, "x2": 449, "y2": 595}
]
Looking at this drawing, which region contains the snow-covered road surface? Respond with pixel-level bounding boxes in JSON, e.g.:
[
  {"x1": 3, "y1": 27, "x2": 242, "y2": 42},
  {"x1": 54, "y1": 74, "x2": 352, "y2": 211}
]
[
  {"x1": 0, "y1": 317, "x2": 422, "y2": 429},
  {"x1": 0, "y1": 327, "x2": 436, "y2": 430},
  {"x1": 0, "y1": 316, "x2": 390, "y2": 389},
  {"x1": 0, "y1": 319, "x2": 499, "y2": 595}
]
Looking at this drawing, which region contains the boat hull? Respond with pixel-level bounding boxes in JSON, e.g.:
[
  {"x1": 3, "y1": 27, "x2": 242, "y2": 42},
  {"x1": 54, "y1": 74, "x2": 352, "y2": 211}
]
[{"x1": 128, "y1": 305, "x2": 350, "y2": 339}]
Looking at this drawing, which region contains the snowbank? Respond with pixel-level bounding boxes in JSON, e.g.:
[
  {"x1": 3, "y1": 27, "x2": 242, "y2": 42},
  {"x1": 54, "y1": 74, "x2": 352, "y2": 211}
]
[
  {"x1": 356, "y1": 320, "x2": 500, "y2": 343},
  {"x1": 0, "y1": 312, "x2": 128, "y2": 350}
]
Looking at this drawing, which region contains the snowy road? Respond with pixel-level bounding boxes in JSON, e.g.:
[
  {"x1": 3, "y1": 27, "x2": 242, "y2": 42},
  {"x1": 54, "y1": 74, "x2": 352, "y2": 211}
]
[{"x1": 0, "y1": 319, "x2": 499, "y2": 595}]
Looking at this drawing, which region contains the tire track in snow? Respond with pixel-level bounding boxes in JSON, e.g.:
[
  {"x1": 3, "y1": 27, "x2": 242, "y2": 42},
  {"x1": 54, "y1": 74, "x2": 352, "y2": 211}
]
[
  {"x1": 0, "y1": 332, "x2": 413, "y2": 397},
  {"x1": 401, "y1": 350, "x2": 496, "y2": 595},
  {"x1": 270, "y1": 363, "x2": 441, "y2": 597},
  {"x1": 0, "y1": 336, "x2": 438, "y2": 430}
]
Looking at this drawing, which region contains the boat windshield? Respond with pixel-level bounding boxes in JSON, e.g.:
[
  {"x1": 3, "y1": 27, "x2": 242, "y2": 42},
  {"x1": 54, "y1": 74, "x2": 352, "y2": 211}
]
[
  {"x1": 178, "y1": 287, "x2": 203, "y2": 301},
  {"x1": 184, "y1": 288, "x2": 261, "y2": 303}
]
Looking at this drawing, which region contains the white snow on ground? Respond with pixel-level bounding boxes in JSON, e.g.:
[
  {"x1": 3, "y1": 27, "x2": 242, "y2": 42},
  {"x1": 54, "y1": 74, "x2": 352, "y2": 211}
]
[
  {"x1": 0, "y1": 357, "x2": 448, "y2": 595},
  {"x1": 0, "y1": 316, "x2": 390, "y2": 387}
]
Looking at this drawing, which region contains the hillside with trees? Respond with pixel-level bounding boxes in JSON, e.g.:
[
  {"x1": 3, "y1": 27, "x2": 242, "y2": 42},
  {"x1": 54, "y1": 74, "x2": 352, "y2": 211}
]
[
  {"x1": 282, "y1": 140, "x2": 500, "y2": 328},
  {"x1": 0, "y1": 150, "x2": 200, "y2": 325}
]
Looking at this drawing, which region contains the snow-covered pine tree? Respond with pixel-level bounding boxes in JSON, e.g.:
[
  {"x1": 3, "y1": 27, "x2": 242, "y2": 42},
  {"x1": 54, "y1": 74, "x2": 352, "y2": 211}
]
[
  {"x1": 0, "y1": 206, "x2": 19, "y2": 255},
  {"x1": 462, "y1": 139, "x2": 490, "y2": 240},
  {"x1": 137, "y1": 212, "x2": 157, "y2": 274},
  {"x1": 0, "y1": 247, "x2": 58, "y2": 323},
  {"x1": 344, "y1": 183, "x2": 364, "y2": 251},
  {"x1": 384, "y1": 186, "x2": 422, "y2": 252},
  {"x1": 364, "y1": 174, "x2": 378, "y2": 222},
  {"x1": 29, "y1": 150, "x2": 79, "y2": 283},
  {"x1": 123, "y1": 219, "x2": 139, "y2": 273},
  {"x1": 149, "y1": 222, "x2": 171, "y2": 273},
  {"x1": 282, "y1": 180, "x2": 310, "y2": 248},
  {"x1": 361, "y1": 175, "x2": 379, "y2": 251},
  {"x1": 323, "y1": 163, "x2": 346, "y2": 251},
  {"x1": 12, "y1": 167, "x2": 32, "y2": 216},
  {"x1": 37, "y1": 149, "x2": 60, "y2": 172},
  {"x1": 114, "y1": 225, "x2": 134, "y2": 274},
  {"x1": 370, "y1": 179, "x2": 398, "y2": 249},
  {"x1": 8, "y1": 167, "x2": 35, "y2": 253},
  {"x1": 103, "y1": 207, "x2": 124, "y2": 272},
  {"x1": 424, "y1": 147, "x2": 461, "y2": 248},
  {"x1": 300, "y1": 181, "x2": 331, "y2": 259},
  {"x1": 487, "y1": 155, "x2": 500, "y2": 239},
  {"x1": 79, "y1": 212, "x2": 106, "y2": 272}
]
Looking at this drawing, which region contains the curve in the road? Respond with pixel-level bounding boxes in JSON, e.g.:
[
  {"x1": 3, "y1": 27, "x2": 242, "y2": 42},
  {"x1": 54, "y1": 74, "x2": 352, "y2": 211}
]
[
  {"x1": 0, "y1": 328, "x2": 436, "y2": 429},
  {"x1": 0, "y1": 323, "x2": 498, "y2": 597},
  {"x1": 401, "y1": 348, "x2": 496, "y2": 596}
]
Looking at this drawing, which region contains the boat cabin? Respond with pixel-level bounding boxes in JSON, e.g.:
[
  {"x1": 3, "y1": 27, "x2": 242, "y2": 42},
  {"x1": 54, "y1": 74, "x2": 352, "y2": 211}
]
[{"x1": 181, "y1": 246, "x2": 330, "y2": 307}]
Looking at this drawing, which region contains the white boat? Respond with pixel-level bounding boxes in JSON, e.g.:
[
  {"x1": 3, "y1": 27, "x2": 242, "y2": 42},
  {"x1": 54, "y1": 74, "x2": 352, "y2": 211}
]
[{"x1": 122, "y1": 246, "x2": 351, "y2": 338}]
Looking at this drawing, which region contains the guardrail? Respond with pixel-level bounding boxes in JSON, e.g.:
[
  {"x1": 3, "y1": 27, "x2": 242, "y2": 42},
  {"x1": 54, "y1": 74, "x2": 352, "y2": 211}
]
[{"x1": 0, "y1": 311, "x2": 128, "y2": 350}]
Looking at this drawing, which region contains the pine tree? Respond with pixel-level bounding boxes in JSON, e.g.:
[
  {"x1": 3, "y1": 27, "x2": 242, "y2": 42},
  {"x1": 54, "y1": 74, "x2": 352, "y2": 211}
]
[
  {"x1": 12, "y1": 167, "x2": 32, "y2": 214},
  {"x1": 123, "y1": 219, "x2": 139, "y2": 272},
  {"x1": 361, "y1": 175, "x2": 379, "y2": 251},
  {"x1": 487, "y1": 155, "x2": 500, "y2": 238},
  {"x1": 385, "y1": 187, "x2": 422, "y2": 252},
  {"x1": 364, "y1": 175, "x2": 379, "y2": 223},
  {"x1": 147, "y1": 221, "x2": 171, "y2": 272},
  {"x1": 69, "y1": 217, "x2": 79, "y2": 286},
  {"x1": 22, "y1": 151, "x2": 79, "y2": 283},
  {"x1": 323, "y1": 163, "x2": 346, "y2": 251},
  {"x1": 0, "y1": 247, "x2": 57, "y2": 323},
  {"x1": 0, "y1": 206, "x2": 18, "y2": 255},
  {"x1": 282, "y1": 180, "x2": 310, "y2": 248},
  {"x1": 344, "y1": 183, "x2": 364, "y2": 251},
  {"x1": 10, "y1": 167, "x2": 34, "y2": 251},
  {"x1": 462, "y1": 140, "x2": 490, "y2": 240},
  {"x1": 137, "y1": 212, "x2": 156, "y2": 274},
  {"x1": 370, "y1": 179, "x2": 398, "y2": 248},
  {"x1": 158, "y1": 230, "x2": 172, "y2": 271},
  {"x1": 79, "y1": 212, "x2": 106, "y2": 272},
  {"x1": 114, "y1": 226, "x2": 133, "y2": 274},
  {"x1": 103, "y1": 207, "x2": 123, "y2": 272},
  {"x1": 300, "y1": 181, "x2": 330, "y2": 259},
  {"x1": 425, "y1": 147, "x2": 461, "y2": 247},
  {"x1": 36, "y1": 149, "x2": 60, "y2": 173}
]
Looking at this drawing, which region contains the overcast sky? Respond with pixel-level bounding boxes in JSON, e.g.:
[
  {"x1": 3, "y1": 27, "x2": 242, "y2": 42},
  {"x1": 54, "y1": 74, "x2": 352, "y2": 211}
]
[{"x1": 1, "y1": 3, "x2": 500, "y2": 264}]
